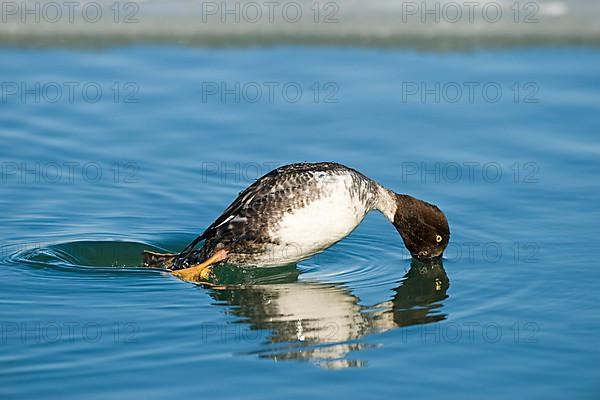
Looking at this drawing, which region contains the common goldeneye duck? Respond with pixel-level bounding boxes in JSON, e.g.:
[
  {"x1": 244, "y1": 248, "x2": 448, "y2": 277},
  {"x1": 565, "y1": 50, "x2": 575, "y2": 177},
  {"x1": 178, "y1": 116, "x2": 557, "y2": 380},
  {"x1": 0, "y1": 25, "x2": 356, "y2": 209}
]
[{"x1": 143, "y1": 162, "x2": 450, "y2": 281}]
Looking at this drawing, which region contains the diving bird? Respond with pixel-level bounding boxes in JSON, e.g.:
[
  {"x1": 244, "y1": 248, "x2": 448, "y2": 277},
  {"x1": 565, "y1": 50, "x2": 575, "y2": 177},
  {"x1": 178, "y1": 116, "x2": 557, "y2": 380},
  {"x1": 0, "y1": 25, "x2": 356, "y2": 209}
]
[{"x1": 143, "y1": 162, "x2": 450, "y2": 281}]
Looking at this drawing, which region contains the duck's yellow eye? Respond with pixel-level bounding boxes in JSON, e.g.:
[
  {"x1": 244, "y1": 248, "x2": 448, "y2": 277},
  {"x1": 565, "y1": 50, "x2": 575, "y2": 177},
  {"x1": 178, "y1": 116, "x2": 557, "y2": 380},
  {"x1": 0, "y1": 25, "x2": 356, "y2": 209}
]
[{"x1": 436, "y1": 235, "x2": 443, "y2": 243}]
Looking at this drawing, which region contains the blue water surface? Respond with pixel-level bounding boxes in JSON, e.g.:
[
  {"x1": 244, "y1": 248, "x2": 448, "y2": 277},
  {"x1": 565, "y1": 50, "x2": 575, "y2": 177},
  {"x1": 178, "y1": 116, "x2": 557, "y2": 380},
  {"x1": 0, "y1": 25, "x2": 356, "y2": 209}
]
[{"x1": 0, "y1": 46, "x2": 599, "y2": 399}]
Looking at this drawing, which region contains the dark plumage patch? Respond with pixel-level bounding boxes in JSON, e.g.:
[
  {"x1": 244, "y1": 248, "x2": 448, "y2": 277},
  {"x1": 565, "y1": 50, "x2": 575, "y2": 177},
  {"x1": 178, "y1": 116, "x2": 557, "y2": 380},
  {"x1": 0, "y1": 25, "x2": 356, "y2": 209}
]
[{"x1": 393, "y1": 195, "x2": 450, "y2": 260}]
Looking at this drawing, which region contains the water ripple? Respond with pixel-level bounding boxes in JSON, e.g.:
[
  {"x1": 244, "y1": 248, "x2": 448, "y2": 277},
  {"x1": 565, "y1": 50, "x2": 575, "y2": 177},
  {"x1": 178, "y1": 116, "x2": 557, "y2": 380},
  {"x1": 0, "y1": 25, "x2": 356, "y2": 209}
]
[
  {"x1": 300, "y1": 232, "x2": 408, "y2": 292},
  {"x1": 2, "y1": 238, "x2": 451, "y2": 369}
]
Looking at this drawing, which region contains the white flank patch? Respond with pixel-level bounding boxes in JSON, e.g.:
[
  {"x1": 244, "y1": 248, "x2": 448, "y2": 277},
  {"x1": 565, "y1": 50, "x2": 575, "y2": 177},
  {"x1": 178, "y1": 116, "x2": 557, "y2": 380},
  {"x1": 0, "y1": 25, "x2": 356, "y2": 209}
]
[{"x1": 257, "y1": 175, "x2": 367, "y2": 266}]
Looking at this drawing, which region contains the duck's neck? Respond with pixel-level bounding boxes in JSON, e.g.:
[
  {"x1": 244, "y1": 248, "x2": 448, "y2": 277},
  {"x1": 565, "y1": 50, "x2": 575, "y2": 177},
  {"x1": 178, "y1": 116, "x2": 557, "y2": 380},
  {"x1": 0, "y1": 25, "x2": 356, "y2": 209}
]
[{"x1": 374, "y1": 184, "x2": 398, "y2": 223}]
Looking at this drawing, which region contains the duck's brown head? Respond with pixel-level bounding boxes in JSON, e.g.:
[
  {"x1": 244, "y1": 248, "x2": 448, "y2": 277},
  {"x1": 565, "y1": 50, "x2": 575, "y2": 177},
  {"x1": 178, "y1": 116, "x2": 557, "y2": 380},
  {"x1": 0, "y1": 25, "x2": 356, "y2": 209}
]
[{"x1": 393, "y1": 194, "x2": 450, "y2": 260}]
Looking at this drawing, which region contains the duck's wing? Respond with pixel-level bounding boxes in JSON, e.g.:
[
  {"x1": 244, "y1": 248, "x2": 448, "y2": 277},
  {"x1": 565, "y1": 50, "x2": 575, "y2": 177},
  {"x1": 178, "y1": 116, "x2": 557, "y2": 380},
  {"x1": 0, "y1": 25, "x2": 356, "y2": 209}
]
[{"x1": 176, "y1": 167, "x2": 294, "y2": 259}]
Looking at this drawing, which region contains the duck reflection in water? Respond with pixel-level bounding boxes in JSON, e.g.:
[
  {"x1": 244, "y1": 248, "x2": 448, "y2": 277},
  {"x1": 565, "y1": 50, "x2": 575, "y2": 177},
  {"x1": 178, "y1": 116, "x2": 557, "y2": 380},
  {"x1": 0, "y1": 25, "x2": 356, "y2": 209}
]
[{"x1": 199, "y1": 258, "x2": 449, "y2": 369}]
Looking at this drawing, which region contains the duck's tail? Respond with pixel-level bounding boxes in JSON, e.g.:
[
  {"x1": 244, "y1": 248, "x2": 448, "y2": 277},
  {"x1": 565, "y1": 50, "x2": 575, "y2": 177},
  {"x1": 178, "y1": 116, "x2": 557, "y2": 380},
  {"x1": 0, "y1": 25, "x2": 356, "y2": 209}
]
[
  {"x1": 143, "y1": 230, "x2": 209, "y2": 269},
  {"x1": 142, "y1": 250, "x2": 179, "y2": 269}
]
